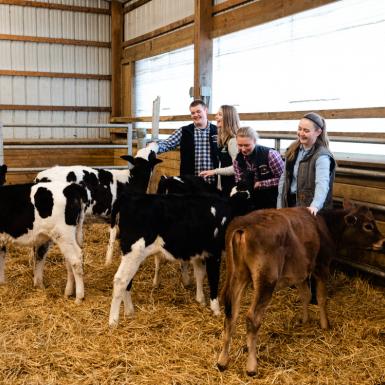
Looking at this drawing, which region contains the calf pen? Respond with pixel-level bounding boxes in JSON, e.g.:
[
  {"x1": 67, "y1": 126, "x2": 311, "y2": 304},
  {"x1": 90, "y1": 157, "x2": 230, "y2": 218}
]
[{"x1": 0, "y1": 221, "x2": 384, "y2": 385}]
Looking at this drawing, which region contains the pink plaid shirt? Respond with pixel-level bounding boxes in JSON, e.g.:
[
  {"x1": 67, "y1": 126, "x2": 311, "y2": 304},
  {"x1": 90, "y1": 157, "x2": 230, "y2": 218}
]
[{"x1": 234, "y1": 148, "x2": 284, "y2": 189}]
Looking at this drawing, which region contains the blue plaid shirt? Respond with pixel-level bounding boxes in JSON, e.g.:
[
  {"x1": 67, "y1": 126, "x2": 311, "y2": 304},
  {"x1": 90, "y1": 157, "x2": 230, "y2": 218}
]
[{"x1": 157, "y1": 124, "x2": 216, "y2": 183}]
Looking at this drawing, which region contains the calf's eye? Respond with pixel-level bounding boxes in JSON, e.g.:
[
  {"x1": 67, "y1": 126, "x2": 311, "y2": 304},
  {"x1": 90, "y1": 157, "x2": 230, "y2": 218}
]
[{"x1": 363, "y1": 223, "x2": 375, "y2": 232}]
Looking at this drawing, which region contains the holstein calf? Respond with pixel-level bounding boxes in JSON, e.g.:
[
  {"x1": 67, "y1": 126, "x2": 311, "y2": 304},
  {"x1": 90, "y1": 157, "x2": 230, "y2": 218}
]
[
  {"x1": 217, "y1": 201, "x2": 385, "y2": 376},
  {"x1": 35, "y1": 149, "x2": 162, "y2": 264},
  {"x1": 0, "y1": 182, "x2": 88, "y2": 303},
  {"x1": 153, "y1": 174, "x2": 253, "y2": 289},
  {"x1": 154, "y1": 175, "x2": 223, "y2": 288},
  {"x1": 108, "y1": 191, "x2": 233, "y2": 326}
]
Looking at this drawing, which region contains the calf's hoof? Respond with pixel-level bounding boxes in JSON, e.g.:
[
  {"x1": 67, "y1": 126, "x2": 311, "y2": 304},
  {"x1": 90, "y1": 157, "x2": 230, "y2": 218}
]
[
  {"x1": 109, "y1": 318, "x2": 119, "y2": 328},
  {"x1": 33, "y1": 281, "x2": 45, "y2": 289},
  {"x1": 75, "y1": 297, "x2": 84, "y2": 305},
  {"x1": 217, "y1": 363, "x2": 227, "y2": 372},
  {"x1": 246, "y1": 370, "x2": 257, "y2": 377}
]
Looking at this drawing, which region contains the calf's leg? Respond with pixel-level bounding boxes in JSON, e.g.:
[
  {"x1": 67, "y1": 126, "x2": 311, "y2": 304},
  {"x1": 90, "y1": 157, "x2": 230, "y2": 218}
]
[
  {"x1": 191, "y1": 257, "x2": 207, "y2": 306},
  {"x1": 109, "y1": 239, "x2": 146, "y2": 327},
  {"x1": 315, "y1": 277, "x2": 329, "y2": 329},
  {"x1": 217, "y1": 274, "x2": 249, "y2": 371},
  {"x1": 33, "y1": 241, "x2": 51, "y2": 289},
  {"x1": 205, "y1": 253, "x2": 221, "y2": 315},
  {"x1": 296, "y1": 279, "x2": 311, "y2": 324},
  {"x1": 57, "y1": 240, "x2": 84, "y2": 304},
  {"x1": 105, "y1": 225, "x2": 118, "y2": 265},
  {"x1": 245, "y1": 277, "x2": 275, "y2": 376},
  {"x1": 0, "y1": 246, "x2": 6, "y2": 283},
  {"x1": 180, "y1": 260, "x2": 191, "y2": 287}
]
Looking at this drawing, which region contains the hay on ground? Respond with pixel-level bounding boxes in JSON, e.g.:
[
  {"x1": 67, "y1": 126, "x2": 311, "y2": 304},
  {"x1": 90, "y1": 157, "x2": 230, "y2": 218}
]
[{"x1": 0, "y1": 222, "x2": 384, "y2": 385}]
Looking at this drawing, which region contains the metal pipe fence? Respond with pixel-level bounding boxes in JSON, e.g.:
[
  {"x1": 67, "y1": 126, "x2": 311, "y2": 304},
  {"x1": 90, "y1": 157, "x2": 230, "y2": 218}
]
[{"x1": 0, "y1": 123, "x2": 134, "y2": 172}]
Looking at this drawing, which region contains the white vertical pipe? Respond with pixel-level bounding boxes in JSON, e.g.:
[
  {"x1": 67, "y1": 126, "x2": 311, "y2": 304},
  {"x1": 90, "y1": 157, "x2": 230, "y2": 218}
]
[{"x1": 151, "y1": 96, "x2": 160, "y2": 141}]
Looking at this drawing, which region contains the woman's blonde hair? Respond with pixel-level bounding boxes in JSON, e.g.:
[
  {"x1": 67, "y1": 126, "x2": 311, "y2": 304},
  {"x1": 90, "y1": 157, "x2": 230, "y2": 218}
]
[
  {"x1": 235, "y1": 126, "x2": 259, "y2": 142},
  {"x1": 285, "y1": 112, "x2": 330, "y2": 162},
  {"x1": 217, "y1": 105, "x2": 240, "y2": 147}
]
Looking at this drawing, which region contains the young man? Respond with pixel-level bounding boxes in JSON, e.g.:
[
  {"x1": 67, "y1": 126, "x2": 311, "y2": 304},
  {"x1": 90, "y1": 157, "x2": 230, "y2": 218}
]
[{"x1": 149, "y1": 100, "x2": 218, "y2": 184}]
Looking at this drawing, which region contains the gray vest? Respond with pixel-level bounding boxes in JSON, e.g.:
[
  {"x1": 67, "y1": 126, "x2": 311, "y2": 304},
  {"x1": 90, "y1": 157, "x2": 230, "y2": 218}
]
[{"x1": 282, "y1": 145, "x2": 336, "y2": 210}]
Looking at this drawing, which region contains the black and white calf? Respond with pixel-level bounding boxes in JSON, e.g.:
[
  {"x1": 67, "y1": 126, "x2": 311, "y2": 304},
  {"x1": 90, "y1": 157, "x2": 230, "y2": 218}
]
[
  {"x1": 35, "y1": 148, "x2": 162, "y2": 264},
  {"x1": 0, "y1": 181, "x2": 88, "y2": 303},
  {"x1": 154, "y1": 175, "x2": 223, "y2": 288},
  {"x1": 109, "y1": 191, "x2": 233, "y2": 326},
  {"x1": 152, "y1": 174, "x2": 254, "y2": 289}
]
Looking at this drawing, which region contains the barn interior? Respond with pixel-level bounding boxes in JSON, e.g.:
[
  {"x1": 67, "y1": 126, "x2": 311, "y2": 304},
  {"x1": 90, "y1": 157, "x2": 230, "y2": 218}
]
[{"x1": 0, "y1": 0, "x2": 384, "y2": 384}]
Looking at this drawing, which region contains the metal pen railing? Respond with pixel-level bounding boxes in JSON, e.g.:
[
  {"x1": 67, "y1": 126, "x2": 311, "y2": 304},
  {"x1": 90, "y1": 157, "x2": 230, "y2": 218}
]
[{"x1": 0, "y1": 122, "x2": 134, "y2": 172}]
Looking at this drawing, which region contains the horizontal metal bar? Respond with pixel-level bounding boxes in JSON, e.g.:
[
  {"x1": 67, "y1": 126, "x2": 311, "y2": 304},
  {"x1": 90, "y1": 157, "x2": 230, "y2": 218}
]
[
  {"x1": 333, "y1": 197, "x2": 385, "y2": 213},
  {"x1": 259, "y1": 132, "x2": 385, "y2": 144},
  {"x1": 3, "y1": 124, "x2": 130, "y2": 128},
  {"x1": 334, "y1": 257, "x2": 385, "y2": 278},
  {"x1": 9, "y1": 165, "x2": 129, "y2": 173},
  {"x1": 336, "y1": 167, "x2": 385, "y2": 179},
  {"x1": 4, "y1": 144, "x2": 130, "y2": 149}
]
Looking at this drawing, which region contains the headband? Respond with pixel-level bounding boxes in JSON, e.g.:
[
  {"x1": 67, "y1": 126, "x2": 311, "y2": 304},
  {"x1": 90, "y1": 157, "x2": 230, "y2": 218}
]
[{"x1": 303, "y1": 113, "x2": 324, "y2": 130}]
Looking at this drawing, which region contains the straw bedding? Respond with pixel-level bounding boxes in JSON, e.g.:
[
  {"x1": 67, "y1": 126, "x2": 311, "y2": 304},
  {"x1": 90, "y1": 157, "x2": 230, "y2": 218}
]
[{"x1": 0, "y1": 222, "x2": 384, "y2": 385}]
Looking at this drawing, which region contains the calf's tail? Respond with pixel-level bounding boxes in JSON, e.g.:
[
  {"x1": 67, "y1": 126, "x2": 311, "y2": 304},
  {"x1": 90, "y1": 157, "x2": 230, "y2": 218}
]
[{"x1": 220, "y1": 228, "x2": 244, "y2": 317}]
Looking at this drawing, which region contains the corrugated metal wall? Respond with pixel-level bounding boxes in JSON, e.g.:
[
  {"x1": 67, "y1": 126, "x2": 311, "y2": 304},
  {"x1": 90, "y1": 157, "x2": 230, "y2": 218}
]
[
  {"x1": 0, "y1": 0, "x2": 111, "y2": 139},
  {"x1": 124, "y1": 0, "x2": 194, "y2": 40}
]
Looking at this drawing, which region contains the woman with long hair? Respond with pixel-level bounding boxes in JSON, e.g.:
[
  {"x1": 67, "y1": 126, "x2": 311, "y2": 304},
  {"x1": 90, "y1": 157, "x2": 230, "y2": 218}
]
[
  {"x1": 277, "y1": 112, "x2": 336, "y2": 215},
  {"x1": 200, "y1": 105, "x2": 240, "y2": 196}
]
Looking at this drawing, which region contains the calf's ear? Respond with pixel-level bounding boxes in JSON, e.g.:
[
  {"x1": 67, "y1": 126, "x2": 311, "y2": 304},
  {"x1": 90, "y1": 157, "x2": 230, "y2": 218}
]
[
  {"x1": 343, "y1": 198, "x2": 354, "y2": 210},
  {"x1": 120, "y1": 155, "x2": 135, "y2": 166},
  {"x1": 344, "y1": 214, "x2": 357, "y2": 226}
]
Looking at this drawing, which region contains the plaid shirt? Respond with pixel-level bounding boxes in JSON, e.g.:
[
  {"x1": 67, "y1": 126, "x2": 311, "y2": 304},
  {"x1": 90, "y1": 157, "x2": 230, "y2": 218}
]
[
  {"x1": 234, "y1": 148, "x2": 284, "y2": 189},
  {"x1": 157, "y1": 124, "x2": 215, "y2": 183}
]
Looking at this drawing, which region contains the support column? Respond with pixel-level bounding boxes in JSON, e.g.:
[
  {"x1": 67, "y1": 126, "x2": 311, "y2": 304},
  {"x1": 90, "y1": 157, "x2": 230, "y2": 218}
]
[
  {"x1": 194, "y1": 0, "x2": 213, "y2": 110},
  {"x1": 111, "y1": 0, "x2": 123, "y2": 117}
]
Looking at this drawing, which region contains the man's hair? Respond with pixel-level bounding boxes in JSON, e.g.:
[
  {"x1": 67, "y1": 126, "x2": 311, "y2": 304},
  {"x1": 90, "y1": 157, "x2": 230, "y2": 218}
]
[{"x1": 189, "y1": 99, "x2": 207, "y2": 109}]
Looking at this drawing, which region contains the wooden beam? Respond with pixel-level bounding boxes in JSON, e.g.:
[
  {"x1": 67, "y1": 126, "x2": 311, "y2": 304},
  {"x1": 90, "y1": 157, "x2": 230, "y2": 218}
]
[
  {"x1": 213, "y1": 0, "x2": 254, "y2": 15},
  {"x1": 0, "y1": 34, "x2": 111, "y2": 48},
  {"x1": 122, "y1": 16, "x2": 194, "y2": 48},
  {"x1": 123, "y1": 0, "x2": 151, "y2": 14},
  {"x1": 122, "y1": 25, "x2": 193, "y2": 62},
  {"x1": 0, "y1": 0, "x2": 110, "y2": 14},
  {"x1": 122, "y1": 0, "x2": 338, "y2": 61},
  {"x1": 212, "y1": 0, "x2": 338, "y2": 38},
  {"x1": 193, "y1": 0, "x2": 213, "y2": 106},
  {"x1": 111, "y1": 0, "x2": 123, "y2": 117},
  {"x1": 0, "y1": 70, "x2": 111, "y2": 80},
  {"x1": 110, "y1": 106, "x2": 385, "y2": 123},
  {"x1": 0, "y1": 105, "x2": 111, "y2": 112}
]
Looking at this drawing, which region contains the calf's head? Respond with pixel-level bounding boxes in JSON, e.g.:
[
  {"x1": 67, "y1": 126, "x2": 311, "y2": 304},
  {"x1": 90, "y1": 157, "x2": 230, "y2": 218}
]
[
  {"x1": 121, "y1": 151, "x2": 162, "y2": 192},
  {"x1": 342, "y1": 199, "x2": 385, "y2": 251},
  {"x1": 229, "y1": 178, "x2": 254, "y2": 217}
]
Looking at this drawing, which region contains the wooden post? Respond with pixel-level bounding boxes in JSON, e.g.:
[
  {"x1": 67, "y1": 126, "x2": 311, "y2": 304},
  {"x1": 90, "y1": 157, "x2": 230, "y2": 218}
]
[
  {"x1": 194, "y1": 0, "x2": 213, "y2": 110},
  {"x1": 111, "y1": 0, "x2": 123, "y2": 117},
  {"x1": 122, "y1": 61, "x2": 135, "y2": 117}
]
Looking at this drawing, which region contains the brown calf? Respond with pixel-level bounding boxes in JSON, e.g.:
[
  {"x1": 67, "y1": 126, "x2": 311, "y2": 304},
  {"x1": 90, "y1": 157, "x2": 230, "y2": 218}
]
[{"x1": 217, "y1": 201, "x2": 384, "y2": 376}]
